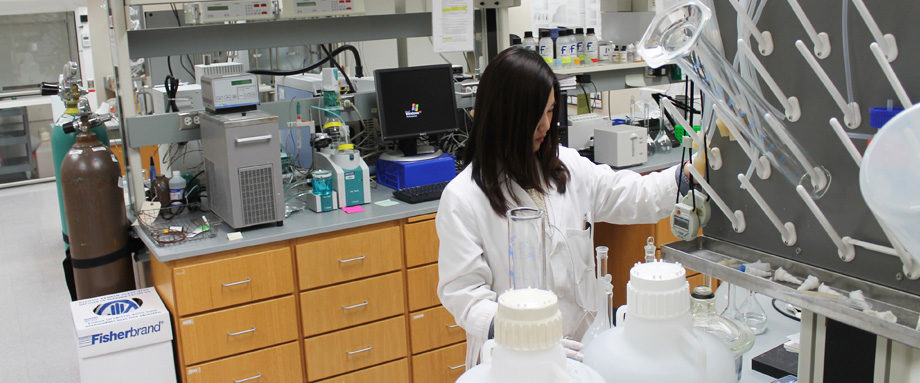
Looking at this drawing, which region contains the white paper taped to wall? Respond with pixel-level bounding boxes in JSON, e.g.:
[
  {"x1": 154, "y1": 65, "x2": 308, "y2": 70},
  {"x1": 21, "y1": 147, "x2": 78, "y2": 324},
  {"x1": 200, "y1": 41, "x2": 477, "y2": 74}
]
[{"x1": 433, "y1": 0, "x2": 474, "y2": 53}]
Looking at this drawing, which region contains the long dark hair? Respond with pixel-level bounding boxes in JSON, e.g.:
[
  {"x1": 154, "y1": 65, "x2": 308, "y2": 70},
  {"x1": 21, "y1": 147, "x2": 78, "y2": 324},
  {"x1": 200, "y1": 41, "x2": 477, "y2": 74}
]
[{"x1": 463, "y1": 47, "x2": 569, "y2": 216}]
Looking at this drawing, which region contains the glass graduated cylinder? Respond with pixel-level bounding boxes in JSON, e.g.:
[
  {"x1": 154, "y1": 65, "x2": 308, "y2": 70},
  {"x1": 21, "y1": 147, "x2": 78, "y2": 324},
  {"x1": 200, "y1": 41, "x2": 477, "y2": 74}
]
[{"x1": 507, "y1": 207, "x2": 547, "y2": 290}]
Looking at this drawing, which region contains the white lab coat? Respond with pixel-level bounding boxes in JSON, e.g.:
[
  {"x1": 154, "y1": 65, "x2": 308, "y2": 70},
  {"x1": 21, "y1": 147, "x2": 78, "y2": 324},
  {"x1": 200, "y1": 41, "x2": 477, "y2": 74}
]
[{"x1": 436, "y1": 146, "x2": 679, "y2": 369}]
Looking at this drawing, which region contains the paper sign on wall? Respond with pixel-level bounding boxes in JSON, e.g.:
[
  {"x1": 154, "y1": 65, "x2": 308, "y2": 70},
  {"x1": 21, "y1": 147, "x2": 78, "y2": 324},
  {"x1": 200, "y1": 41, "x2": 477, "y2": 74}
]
[{"x1": 433, "y1": 0, "x2": 474, "y2": 53}]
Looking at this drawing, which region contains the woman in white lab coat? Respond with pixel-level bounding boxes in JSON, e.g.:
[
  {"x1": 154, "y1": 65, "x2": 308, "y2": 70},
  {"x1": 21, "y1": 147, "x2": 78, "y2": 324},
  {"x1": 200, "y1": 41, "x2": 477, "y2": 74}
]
[{"x1": 436, "y1": 47, "x2": 690, "y2": 368}]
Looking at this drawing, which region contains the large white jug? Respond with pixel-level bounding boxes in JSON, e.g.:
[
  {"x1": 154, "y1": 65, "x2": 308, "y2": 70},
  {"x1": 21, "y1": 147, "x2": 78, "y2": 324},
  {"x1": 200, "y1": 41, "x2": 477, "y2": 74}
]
[
  {"x1": 582, "y1": 261, "x2": 737, "y2": 383},
  {"x1": 456, "y1": 289, "x2": 605, "y2": 383}
]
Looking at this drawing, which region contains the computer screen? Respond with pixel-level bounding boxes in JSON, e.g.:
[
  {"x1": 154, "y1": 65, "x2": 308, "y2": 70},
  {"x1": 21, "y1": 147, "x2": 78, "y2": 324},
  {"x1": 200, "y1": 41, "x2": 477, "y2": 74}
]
[{"x1": 374, "y1": 64, "x2": 458, "y2": 140}]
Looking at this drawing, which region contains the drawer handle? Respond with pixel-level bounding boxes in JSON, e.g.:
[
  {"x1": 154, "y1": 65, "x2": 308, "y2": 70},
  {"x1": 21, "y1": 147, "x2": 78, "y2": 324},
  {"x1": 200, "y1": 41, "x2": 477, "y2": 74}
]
[
  {"x1": 235, "y1": 135, "x2": 273, "y2": 145},
  {"x1": 338, "y1": 255, "x2": 366, "y2": 264},
  {"x1": 233, "y1": 373, "x2": 262, "y2": 383},
  {"x1": 448, "y1": 364, "x2": 465, "y2": 370},
  {"x1": 227, "y1": 327, "x2": 257, "y2": 336},
  {"x1": 221, "y1": 278, "x2": 252, "y2": 287},
  {"x1": 346, "y1": 346, "x2": 373, "y2": 355},
  {"x1": 342, "y1": 301, "x2": 369, "y2": 310},
  {"x1": 446, "y1": 324, "x2": 460, "y2": 329}
]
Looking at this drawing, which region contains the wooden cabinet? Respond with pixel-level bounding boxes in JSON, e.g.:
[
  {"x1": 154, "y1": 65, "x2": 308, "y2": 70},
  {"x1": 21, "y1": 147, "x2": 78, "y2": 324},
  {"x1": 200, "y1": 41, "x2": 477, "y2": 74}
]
[
  {"x1": 178, "y1": 295, "x2": 299, "y2": 364},
  {"x1": 173, "y1": 244, "x2": 294, "y2": 316},
  {"x1": 303, "y1": 316, "x2": 409, "y2": 381},
  {"x1": 409, "y1": 306, "x2": 465, "y2": 354},
  {"x1": 405, "y1": 219, "x2": 439, "y2": 267},
  {"x1": 407, "y1": 263, "x2": 440, "y2": 312},
  {"x1": 184, "y1": 341, "x2": 303, "y2": 383},
  {"x1": 411, "y1": 342, "x2": 467, "y2": 383},
  {"x1": 300, "y1": 271, "x2": 406, "y2": 336},
  {"x1": 314, "y1": 358, "x2": 410, "y2": 383},
  {"x1": 295, "y1": 224, "x2": 402, "y2": 289}
]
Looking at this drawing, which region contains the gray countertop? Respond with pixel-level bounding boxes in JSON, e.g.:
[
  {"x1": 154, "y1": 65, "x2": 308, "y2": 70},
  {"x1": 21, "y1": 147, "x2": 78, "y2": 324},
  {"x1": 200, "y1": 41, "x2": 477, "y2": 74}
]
[{"x1": 138, "y1": 150, "x2": 683, "y2": 263}]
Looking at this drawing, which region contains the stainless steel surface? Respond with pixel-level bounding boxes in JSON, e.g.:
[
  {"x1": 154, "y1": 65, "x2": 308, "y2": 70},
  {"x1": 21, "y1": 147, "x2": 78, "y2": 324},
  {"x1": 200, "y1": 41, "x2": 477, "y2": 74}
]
[
  {"x1": 126, "y1": 13, "x2": 432, "y2": 59},
  {"x1": 346, "y1": 346, "x2": 373, "y2": 355},
  {"x1": 227, "y1": 327, "x2": 257, "y2": 336},
  {"x1": 611, "y1": 147, "x2": 683, "y2": 174},
  {"x1": 662, "y1": 237, "x2": 920, "y2": 348}
]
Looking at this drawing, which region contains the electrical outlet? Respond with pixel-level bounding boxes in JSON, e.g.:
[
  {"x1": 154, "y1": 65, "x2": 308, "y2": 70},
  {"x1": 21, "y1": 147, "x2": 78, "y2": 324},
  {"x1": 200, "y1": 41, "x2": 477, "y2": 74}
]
[{"x1": 178, "y1": 111, "x2": 200, "y2": 131}]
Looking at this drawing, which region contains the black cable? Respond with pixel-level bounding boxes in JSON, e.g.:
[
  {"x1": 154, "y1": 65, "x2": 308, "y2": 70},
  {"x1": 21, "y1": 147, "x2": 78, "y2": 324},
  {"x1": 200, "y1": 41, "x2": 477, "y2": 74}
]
[
  {"x1": 164, "y1": 75, "x2": 180, "y2": 112},
  {"x1": 167, "y1": 56, "x2": 175, "y2": 77},
  {"x1": 772, "y1": 298, "x2": 801, "y2": 322},
  {"x1": 248, "y1": 44, "x2": 364, "y2": 77},
  {"x1": 171, "y1": 4, "x2": 197, "y2": 80},
  {"x1": 320, "y1": 44, "x2": 356, "y2": 94}
]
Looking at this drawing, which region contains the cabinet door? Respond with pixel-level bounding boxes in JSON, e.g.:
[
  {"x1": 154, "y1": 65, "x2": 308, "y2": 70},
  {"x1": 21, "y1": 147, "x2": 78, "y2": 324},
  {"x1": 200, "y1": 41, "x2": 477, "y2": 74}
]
[
  {"x1": 304, "y1": 316, "x2": 408, "y2": 381},
  {"x1": 411, "y1": 342, "x2": 466, "y2": 383},
  {"x1": 407, "y1": 263, "x2": 440, "y2": 311},
  {"x1": 409, "y1": 306, "x2": 465, "y2": 354},
  {"x1": 178, "y1": 296, "x2": 298, "y2": 364},
  {"x1": 296, "y1": 225, "x2": 402, "y2": 289},
  {"x1": 300, "y1": 271, "x2": 406, "y2": 336},
  {"x1": 314, "y1": 358, "x2": 410, "y2": 383},
  {"x1": 185, "y1": 341, "x2": 303, "y2": 383},
  {"x1": 405, "y1": 219, "x2": 439, "y2": 268},
  {"x1": 173, "y1": 243, "x2": 294, "y2": 316}
]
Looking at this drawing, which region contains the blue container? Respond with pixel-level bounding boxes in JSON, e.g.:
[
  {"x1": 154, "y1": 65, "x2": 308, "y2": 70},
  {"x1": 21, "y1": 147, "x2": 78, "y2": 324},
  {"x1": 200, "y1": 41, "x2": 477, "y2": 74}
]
[
  {"x1": 312, "y1": 170, "x2": 333, "y2": 195},
  {"x1": 376, "y1": 153, "x2": 457, "y2": 190}
]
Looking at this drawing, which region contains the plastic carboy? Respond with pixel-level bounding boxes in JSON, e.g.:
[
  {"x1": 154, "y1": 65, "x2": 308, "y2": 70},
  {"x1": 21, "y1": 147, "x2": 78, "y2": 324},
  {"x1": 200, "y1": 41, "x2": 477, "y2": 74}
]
[
  {"x1": 456, "y1": 289, "x2": 605, "y2": 383},
  {"x1": 582, "y1": 261, "x2": 737, "y2": 383},
  {"x1": 691, "y1": 285, "x2": 754, "y2": 379}
]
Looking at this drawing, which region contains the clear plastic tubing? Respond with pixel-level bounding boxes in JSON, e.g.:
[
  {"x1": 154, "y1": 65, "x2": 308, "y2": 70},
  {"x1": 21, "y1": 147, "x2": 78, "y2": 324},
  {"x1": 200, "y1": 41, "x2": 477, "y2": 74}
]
[
  {"x1": 638, "y1": 0, "x2": 831, "y2": 198},
  {"x1": 507, "y1": 207, "x2": 547, "y2": 290}
]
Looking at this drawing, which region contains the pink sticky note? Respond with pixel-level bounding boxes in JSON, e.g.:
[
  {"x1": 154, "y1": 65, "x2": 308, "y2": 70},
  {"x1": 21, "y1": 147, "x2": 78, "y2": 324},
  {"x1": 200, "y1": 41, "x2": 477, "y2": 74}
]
[{"x1": 342, "y1": 205, "x2": 365, "y2": 214}]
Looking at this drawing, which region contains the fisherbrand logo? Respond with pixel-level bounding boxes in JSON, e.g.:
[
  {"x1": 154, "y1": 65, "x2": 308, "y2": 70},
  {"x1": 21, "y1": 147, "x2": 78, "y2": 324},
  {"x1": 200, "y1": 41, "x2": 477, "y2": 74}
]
[
  {"x1": 82, "y1": 321, "x2": 165, "y2": 347},
  {"x1": 405, "y1": 103, "x2": 422, "y2": 118}
]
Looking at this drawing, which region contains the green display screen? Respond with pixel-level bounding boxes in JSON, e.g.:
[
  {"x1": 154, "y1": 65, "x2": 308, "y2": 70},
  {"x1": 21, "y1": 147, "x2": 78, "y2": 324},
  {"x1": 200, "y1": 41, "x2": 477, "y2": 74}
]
[
  {"x1": 297, "y1": 2, "x2": 317, "y2": 7},
  {"x1": 231, "y1": 79, "x2": 253, "y2": 86},
  {"x1": 207, "y1": 5, "x2": 230, "y2": 11}
]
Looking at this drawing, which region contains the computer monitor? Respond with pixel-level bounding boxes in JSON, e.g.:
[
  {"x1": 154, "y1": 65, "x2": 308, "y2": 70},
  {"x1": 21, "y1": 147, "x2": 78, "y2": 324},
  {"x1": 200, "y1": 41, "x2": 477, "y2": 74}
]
[{"x1": 375, "y1": 64, "x2": 458, "y2": 161}]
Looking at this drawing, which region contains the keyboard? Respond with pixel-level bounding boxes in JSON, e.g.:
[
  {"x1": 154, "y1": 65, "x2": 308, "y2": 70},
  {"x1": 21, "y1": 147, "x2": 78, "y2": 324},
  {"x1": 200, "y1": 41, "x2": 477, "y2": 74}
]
[{"x1": 392, "y1": 181, "x2": 450, "y2": 204}]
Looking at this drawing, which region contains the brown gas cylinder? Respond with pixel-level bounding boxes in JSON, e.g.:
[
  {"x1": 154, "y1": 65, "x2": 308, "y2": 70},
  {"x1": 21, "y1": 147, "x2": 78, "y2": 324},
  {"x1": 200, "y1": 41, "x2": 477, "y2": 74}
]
[{"x1": 59, "y1": 131, "x2": 134, "y2": 299}]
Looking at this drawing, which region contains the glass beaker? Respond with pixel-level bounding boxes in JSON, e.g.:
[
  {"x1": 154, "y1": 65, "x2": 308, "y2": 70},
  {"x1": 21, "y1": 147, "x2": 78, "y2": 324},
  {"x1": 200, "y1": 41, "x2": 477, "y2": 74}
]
[
  {"x1": 311, "y1": 169, "x2": 333, "y2": 196},
  {"x1": 507, "y1": 207, "x2": 547, "y2": 290}
]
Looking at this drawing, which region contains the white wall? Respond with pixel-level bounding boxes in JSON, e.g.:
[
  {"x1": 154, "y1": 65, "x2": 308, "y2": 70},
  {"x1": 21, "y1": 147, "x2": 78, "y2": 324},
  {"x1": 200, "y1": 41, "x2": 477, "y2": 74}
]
[{"x1": 0, "y1": 0, "x2": 85, "y2": 16}]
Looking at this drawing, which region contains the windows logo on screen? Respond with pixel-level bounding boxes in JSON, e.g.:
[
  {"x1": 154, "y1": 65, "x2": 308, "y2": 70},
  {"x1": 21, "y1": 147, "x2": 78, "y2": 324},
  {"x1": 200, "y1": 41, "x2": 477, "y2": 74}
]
[{"x1": 404, "y1": 103, "x2": 422, "y2": 118}]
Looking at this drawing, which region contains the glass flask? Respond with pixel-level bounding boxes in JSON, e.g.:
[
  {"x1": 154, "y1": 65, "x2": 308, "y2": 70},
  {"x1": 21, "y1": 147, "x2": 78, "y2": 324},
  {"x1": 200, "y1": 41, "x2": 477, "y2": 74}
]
[
  {"x1": 507, "y1": 207, "x2": 547, "y2": 290},
  {"x1": 311, "y1": 169, "x2": 333, "y2": 196},
  {"x1": 735, "y1": 290, "x2": 768, "y2": 335},
  {"x1": 582, "y1": 246, "x2": 613, "y2": 347},
  {"x1": 638, "y1": 0, "x2": 831, "y2": 199},
  {"x1": 691, "y1": 285, "x2": 755, "y2": 379}
]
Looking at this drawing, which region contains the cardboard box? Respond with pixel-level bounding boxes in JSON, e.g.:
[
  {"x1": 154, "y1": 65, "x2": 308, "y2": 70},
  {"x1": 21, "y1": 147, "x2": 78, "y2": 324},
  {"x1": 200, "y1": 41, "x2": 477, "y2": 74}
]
[{"x1": 71, "y1": 287, "x2": 176, "y2": 383}]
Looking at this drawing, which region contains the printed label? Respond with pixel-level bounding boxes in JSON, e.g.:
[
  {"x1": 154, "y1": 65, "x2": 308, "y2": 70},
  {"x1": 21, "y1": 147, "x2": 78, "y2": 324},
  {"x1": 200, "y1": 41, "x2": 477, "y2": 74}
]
[{"x1": 92, "y1": 146, "x2": 106, "y2": 152}]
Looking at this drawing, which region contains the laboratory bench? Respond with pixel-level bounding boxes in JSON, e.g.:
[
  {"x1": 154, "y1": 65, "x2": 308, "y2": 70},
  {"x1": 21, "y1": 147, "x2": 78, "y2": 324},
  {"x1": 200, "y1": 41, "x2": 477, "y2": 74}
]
[{"x1": 140, "y1": 149, "x2": 686, "y2": 383}]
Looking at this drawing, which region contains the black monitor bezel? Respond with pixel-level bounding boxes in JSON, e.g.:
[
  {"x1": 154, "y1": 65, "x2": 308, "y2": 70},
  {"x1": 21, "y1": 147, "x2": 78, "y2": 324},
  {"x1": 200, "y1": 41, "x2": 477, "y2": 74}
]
[{"x1": 374, "y1": 63, "x2": 459, "y2": 141}]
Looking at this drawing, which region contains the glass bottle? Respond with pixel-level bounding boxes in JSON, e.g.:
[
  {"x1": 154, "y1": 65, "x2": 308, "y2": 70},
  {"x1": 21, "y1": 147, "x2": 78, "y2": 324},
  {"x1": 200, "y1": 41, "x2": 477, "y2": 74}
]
[
  {"x1": 507, "y1": 207, "x2": 547, "y2": 290},
  {"x1": 691, "y1": 285, "x2": 755, "y2": 379},
  {"x1": 581, "y1": 246, "x2": 612, "y2": 347}
]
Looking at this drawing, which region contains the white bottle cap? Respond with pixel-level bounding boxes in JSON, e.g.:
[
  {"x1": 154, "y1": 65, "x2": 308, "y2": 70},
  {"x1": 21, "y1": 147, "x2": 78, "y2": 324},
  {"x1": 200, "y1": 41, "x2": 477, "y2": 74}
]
[
  {"x1": 322, "y1": 68, "x2": 338, "y2": 92},
  {"x1": 625, "y1": 261, "x2": 690, "y2": 320},
  {"x1": 172, "y1": 170, "x2": 181, "y2": 178},
  {"x1": 494, "y1": 288, "x2": 563, "y2": 352}
]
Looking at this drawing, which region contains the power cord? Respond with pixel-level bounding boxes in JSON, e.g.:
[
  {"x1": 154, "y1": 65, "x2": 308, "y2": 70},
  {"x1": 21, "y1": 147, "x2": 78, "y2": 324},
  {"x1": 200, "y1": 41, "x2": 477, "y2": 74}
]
[
  {"x1": 249, "y1": 44, "x2": 364, "y2": 78},
  {"x1": 321, "y1": 44, "x2": 356, "y2": 93},
  {"x1": 164, "y1": 75, "x2": 180, "y2": 112}
]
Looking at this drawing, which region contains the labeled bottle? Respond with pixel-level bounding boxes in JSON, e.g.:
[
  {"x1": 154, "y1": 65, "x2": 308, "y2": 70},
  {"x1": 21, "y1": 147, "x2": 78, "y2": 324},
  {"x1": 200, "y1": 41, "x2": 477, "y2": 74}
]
[
  {"x1": 555, "y1": 29, "x2": 570, "y2": 67},
  {"x1": 538, "y1": 30, "x2": 554, "y2": 65},
  {"x1": 522, "y1": 31, "x2": 536, "y2": 51},
  {"x1": 626, "y1": 43, "x2": 636, "y2": 63},
  {"x1": 585, "y1": 28, "x2": 599, "y2": 64},
  {"x1": 570, "y1": 29, "x2": 580, "y2": 66},
  {"x1": 169, "y1": 171, "x2": 186, "y2": 202},
  {"x1": 575, "y1": 28, "x2": 586, "y2": 65},
  {"x1": 510, "y1": 35, "x2": 522, "y2": 47}
]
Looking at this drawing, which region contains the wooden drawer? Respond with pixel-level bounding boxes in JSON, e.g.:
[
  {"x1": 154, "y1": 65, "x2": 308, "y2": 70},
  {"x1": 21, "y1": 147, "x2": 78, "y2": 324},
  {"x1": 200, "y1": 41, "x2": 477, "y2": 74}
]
[
  {"x1": 407, "y1": 263, "x2": 440, "y2": 311},
  {"x1": 304, "y1": 316, "x2": 408, "y2": 381},
  {"x1": 300, "y1": 271, "x2": 406, "y2": 336},
  {"x1": 179, "y1": 296, "x2": 299, "y2": 365},
  {"x1": 173, "y1": 243, "x2": 294, "y2": 316},
  {"x1": 314, "y1": 358, "x2": 409, "y2": 383},
  {"x1": 411, "y1": 342, "x2": 466, "y2": 383},
  {"x1": 185, "y1": 341, "x2": 303, "y2": 383},
  {"x1": 409, "y1": 305, "x2": 465, "y2": 354},
  {"x1": 297, "y1": 225, "x2": 402, "y2": 290},
  {"x1": 405, "y1": 219, "x2": 439, "y2": 268}
]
